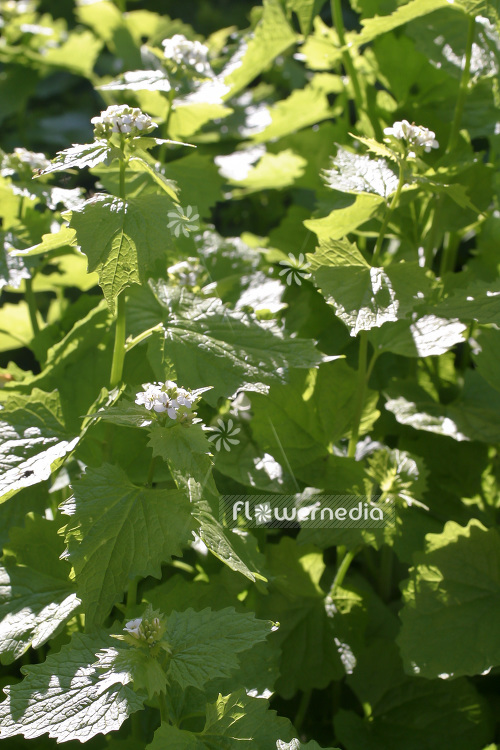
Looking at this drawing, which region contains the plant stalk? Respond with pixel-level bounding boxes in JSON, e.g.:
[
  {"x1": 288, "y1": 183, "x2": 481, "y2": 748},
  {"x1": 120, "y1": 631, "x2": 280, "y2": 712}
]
[
  {"x1": 347, "y1": 332, "x2": 368, "y2": 459},
  {"x1": 146, "y1": 456, "x2": 157, "y2": 486},
  {"x1": 372, "y1": 159, "x2": 405, "y2": 266},
  {"x1": 447, "y1": 16, "x2": 475, "y2": 154},
  {"x1": 126, "y1": 576, "x2": 139, "y2": 613},
  {"x1": 159, "y1": 692, "x2": 169, "y2": 724},
  {"x1": 24, "y1": 276, "x2": 40, "y2": 336},
  {"x1": 331, "y1": 0, "x2": 364, "y2": 118},
  {"x1": 109, "y1": 292, "x2": 126, "y2": 388},
  {"x1": 109, "y1": 154, "x2": 128, "y2": 388},
  {"x1": 294, "y1": 689, "x2": 312, "y2": 733},
  {"x1": 330, "y1": 546, "x2": 361, "y2": 597}
]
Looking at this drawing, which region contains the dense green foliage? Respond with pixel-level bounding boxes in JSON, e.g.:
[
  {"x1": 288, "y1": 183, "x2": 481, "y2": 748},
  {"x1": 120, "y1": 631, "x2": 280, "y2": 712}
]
[{"x1": 0, "y1": 0, "x2": 500, "y2": 748}]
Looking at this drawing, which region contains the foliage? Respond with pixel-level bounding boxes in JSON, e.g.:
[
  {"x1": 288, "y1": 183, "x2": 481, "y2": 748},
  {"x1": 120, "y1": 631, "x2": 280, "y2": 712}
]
[{"x1": 0, "y1": 0, "x2": 499, "y2": 748}]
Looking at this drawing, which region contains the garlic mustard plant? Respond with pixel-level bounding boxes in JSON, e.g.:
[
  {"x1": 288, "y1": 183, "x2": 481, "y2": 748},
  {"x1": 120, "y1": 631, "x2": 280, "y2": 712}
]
[
  {"x1": 162, "y1": 34, "x2": 212, "y2": 76},
  {"x1": 1, "y1": 0, "x2": 499, "y2": 748}
]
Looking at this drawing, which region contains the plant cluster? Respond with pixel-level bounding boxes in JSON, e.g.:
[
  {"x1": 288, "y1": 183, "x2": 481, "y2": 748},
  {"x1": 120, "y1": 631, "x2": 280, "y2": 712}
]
[{"x1": 0, "y1": 0, "x2": 499, "y2": 748}]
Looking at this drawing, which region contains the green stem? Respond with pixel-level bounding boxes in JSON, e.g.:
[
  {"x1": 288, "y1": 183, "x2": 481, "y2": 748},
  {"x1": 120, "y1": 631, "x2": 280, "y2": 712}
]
[
  {"x1": 109, "y1": 152, "x2": 129, "y2": 388},
  {"x1": 330, "y1": 546, "x2": 361, "y2": 596},
  {"x1": 294, "y1": 689, "x2": 312, "y2": 733},
  {"x1": 347, "y1": 332, "x2": 368, "y2": 459},
  {"x1": 159, "y1": 692, "x2": 169, "y2": 724},
  {"x1": 146, "y1": 456, "x2": 157, "y2": 486},
  {"x1": 24, "y1": 276, "x2": 40, "y2": 336},
  {"x1": 119, "y1": 156, "x2": 126, "y2": 200},
  {"x1": 126, "y1": 576, "x2": 139, "y2": 613},
  {"x1": 439, "y1": 231, "x2": 460, "y2": 277},
  {"x1": 109, "y1": 292, "x2": 126, "y2": 388},
  {"x1": 447, "y1": 16, "x2": 475, "y2": 154},
  {"x1": 423, "y1": 195, "x2": 443, "y2": 269},
  {"x1": 331, "y1": 0, "x2": 364, "y2": 122},
  {"x1": 125, "y1": 323, "x2": 164, "y2": 352},
  {"x1": 372, "y1": 160, "x2": 405, "y2": 266}
]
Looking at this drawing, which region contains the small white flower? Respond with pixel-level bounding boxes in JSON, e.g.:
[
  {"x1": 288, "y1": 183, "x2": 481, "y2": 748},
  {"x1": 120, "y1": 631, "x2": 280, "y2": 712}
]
[
  {"x1": 91, "y1": 105, "x2": 157, "y2": 139},
  {"x1": 162, "y1": 34, "x2": 212, "y2": 76},
  {"x1": 123, "y1": 618, "x2": 142, "y2": 638},
  {"x1": 278, "y1": 253, "x2": 310, "y2": 286},
  {"x1": 135, "y1": 383, "x2": 163, "y2": 411},
  {"x1": 383, "y1": 120, "x2": 439, "y2": 153},
  {"x1": 207, "y1": 418, "x2": 241, "y2": 451}
]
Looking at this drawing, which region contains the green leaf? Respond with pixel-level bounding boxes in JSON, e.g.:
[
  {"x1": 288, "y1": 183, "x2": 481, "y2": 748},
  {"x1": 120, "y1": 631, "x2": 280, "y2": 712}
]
[
  {"x1": 385, "y1": 372, "x2": 500, "y2": 443},
  {"x1": 164, "y1": 153, "x2": 224, "y2": 220},
  {"x1": 431, "y1": 278, "x2": 500, "y2": 325},
  {"x1": 369, "y1": 315, "x2": 467, "y2": 357},
  {"x1": 194, "y1": 491, "x2": 268, "y2": 583},
  {"x1": 352, "y1": 0, "x2": 456, "y2": 48},
  {"x1": 148, "y1": 423, "x2": 214, "y2": 487},
  {"x1": 335, "y1": 641, "x2": 493, "y2": 750},
  {"x1": 69, "y1": 193, "x2": 177, "y2": 312},
  {"x1": 255, "y1": 538, "x2": 356, "y2": 698},
  {"x1": 0, "y1": 630, "x2": 144, "y2": 742},
  {"x1": 37, "y1": 141, "x2": 114, "y2": 176},
  {"x1": 307, "y1": 239, "x2": 432, "y2": 335},
  {"x1": 61, "y1": 464, "x2": 195, "y2": 628},
  {"x1": 472, "y1": 326, "x2": 500, "y2": 392},
  {"x1": 43, "y1": 30, "x2": 103, "y2": 78},
  {"x1": 0, "y1": 301, "x2": 33, "y2": 351},
  {"x1": 323, "y1": 148, "x2": 399, "y2": 198},
  {"x1": 250, "y1": 365, "x2": 379, "y2": 474},
  {"x1": 12, "y1": 225, "x2": 77, "y2": 257},
  {"x1": 217, "y1": 148, "x2": 307, "y2": 192},
  {"x1": 98, "y1": 70, "x2": 172, "y2": 92},
  {"x1": 147, "y1": 689, "x2": 303, "y2": 750},
  {"x1": 287, "y1": 0, "x2": 327, "y2": 36},
  {"x1": 95, "y1": 645, "x2": 168, "y2": 699},
  {"x1": 164, "y1": 608, "x2": 271, "y2": 691},
  {"x1": 0, "y1": 514, "x2": 79, "y2": 664},
  {"x1": 128, "y1": 156, "x2": 179, "y2": 201},
  {"x1": 9, "y1": 301, "x2": 113, "y2": 432},
  {"x1": 0, "y1": 389, "x2": 79, "y2": 505},
  {"x1": 224, "y1": 0, "x2": 297, "y2": 96},
  {"x1": 304, "y1": 194, "x2": 385, "y2": 241},
  {"x1": 128, "y1": 285, "x2": 327, "y2": 407},
  {"x1": 398, "y1": 520, "x2": 500, "y2": 679},
  {"x1": 252, "y1": 79, "x2": 335, "y2": 143}
]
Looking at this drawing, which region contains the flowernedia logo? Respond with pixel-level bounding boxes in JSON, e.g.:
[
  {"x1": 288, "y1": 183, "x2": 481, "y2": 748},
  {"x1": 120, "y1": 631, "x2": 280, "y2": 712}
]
[
  {"x1": 220, "y1": 495, "x2": 394, "y2": 529},
  {"x1": 166, "y1": 205, "x2": 200, "y2": 237},
  {"x1": 278, "y1": 253, "x2": 310, "y2": 285}
]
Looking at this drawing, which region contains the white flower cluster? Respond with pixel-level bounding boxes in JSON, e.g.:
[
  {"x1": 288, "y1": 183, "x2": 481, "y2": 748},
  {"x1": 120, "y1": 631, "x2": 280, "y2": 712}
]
[
  {"x1": 123, "y1": 616, "x2": 162, "y2": 644},
  {"x1": 162, "y1": 34, "x2": 212, "y2": 76},
  {"x1": 384, "y1": 120, "x2": 439, "y2": 156},
  {"x1": 91, "y1": 105, "x2": 157, "y2": 139},
  {"x1": 167, "y1": 257, "x2": 203, "y2": 287},
  {"x1": 2, "y1": 148, "x2": 49, "y2": 173},
  {"x1": 135, "y1": 380, "x2": 197, "y2": 420},
  {"x1": 121, "y1": 610, "x2": 167, "y2": 649}
]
